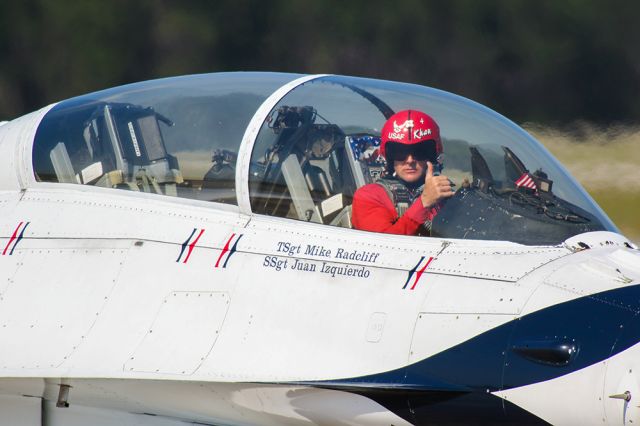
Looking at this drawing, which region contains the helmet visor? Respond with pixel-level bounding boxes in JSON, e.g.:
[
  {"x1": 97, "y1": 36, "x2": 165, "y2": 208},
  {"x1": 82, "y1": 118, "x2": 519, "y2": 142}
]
[{"x1": 386, "y1": 141, "x2": 438, "y2": 162}]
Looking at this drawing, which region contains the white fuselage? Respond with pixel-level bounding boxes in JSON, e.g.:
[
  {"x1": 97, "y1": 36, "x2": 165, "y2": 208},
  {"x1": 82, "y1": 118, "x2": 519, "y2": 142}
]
[{"x1": 1, "y1": 91, "x2": 640, "y2": 426}]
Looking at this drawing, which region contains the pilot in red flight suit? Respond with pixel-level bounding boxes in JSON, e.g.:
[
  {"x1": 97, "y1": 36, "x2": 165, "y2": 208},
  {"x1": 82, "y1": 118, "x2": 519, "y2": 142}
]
[{"x1": 351, "y1": 110, "x2": 455, "y2": 235}]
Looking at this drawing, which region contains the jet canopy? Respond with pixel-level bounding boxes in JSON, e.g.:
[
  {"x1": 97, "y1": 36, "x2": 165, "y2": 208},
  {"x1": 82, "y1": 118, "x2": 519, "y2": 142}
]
[{"x1": 32, "y1": 72, "x2": 615, "y2": 245}]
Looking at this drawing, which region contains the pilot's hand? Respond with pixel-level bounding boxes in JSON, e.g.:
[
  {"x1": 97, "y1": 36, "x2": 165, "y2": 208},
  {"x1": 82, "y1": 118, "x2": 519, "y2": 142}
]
[{"x1": 421, "y1": 161, "x2": 455, "y2": 208}]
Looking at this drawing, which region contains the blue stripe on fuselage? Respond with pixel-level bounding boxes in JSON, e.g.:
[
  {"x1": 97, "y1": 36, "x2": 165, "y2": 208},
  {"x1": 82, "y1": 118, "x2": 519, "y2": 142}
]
[{"x1": 311, "y1": 283, "x2": 640, "y2": 392}]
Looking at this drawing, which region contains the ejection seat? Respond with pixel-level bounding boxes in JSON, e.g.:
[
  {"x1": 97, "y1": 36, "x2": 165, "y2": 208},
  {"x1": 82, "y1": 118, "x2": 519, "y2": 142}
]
[
  {"x1": 279, "y1": 123, "x2": 352, "y2": 226},
  {"x1": 84, "y1": 103, "x2": 183, "y2": 195},
  {"x1": 271, "y1": 131, "x2": 386, "y2": 229},
  {"x1": 250, "y1": 105, "x2": 389, "y2": 229}
]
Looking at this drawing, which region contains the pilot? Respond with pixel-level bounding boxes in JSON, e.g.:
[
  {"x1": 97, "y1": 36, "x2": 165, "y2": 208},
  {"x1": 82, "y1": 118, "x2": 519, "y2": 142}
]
[{"x1": 351, "y1": 110, "x2": 454, "y2": 235}]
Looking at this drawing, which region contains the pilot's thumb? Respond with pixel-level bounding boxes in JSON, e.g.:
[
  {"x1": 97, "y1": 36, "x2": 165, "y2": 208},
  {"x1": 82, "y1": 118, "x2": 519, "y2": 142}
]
[{"x1": 426, "y1": 161, "x2": 434, "y2": 179}]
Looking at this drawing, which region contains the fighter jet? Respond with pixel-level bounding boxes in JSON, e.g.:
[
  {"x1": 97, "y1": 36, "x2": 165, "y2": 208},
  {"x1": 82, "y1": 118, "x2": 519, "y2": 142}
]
[{"x1": 0, "y1": 72, "x2": 639, "y2": 425}]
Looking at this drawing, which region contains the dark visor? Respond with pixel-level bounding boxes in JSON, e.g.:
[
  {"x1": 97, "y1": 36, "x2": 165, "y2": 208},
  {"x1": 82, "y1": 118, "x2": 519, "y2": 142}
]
[{"x1": 386, "y1": 141, "x2": 437, "y2": 162}]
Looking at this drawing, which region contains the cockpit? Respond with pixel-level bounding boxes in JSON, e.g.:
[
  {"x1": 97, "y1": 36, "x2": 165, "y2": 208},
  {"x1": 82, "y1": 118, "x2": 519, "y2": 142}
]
[{"x1": 31, "y1": 72, "x2": 616, "y2": 245}]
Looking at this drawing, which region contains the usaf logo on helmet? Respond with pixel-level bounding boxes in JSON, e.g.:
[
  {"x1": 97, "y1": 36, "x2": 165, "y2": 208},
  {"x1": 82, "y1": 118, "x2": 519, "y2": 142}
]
[{"x1": 388, "y1": 119, "x2": 414, "y2": 140}]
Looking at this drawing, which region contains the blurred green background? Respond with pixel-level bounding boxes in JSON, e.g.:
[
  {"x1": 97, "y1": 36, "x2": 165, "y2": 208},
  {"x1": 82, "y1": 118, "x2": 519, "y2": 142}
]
[
  {"x1": 527, "y1": 125, "x2": 640, "y2": 242},
  {"x1": 1, "y1": 0, "x2": 638, "y2": 240}
]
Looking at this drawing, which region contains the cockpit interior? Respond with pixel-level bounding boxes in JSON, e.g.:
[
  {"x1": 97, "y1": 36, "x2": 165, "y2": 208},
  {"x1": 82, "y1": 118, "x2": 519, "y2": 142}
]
[{"x1": 31, "y1": 73, "x2": 614, "y2": 245}]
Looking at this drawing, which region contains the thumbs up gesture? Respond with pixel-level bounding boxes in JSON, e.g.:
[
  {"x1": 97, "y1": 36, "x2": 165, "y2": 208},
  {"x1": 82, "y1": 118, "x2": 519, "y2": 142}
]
[{"x1": 421, "y1": 161, "x2": 455, "y2": 208}]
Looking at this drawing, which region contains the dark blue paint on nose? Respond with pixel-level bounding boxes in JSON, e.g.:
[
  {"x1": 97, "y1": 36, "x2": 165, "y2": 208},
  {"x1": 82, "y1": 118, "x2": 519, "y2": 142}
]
[
  {"x1": 313, "y1": 283, "x2": 640, "y2": 392},
  {"x1": 503, "y1": 283, "x2": 640, "y2": 389},
  {"x1": 292, "y1": 284, "x2": 640, "y2": 425}
]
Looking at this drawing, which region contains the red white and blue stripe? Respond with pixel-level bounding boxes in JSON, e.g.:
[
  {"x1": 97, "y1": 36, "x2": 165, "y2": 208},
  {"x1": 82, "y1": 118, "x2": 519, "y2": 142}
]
[
  {"x1": 215, "y1": 233, "x2": 243, "y2": 269},
  {"x1": 2, "y1": 221, "x2": 30, "y2": 256},
  {"x1": 176, "y1": 228, "x2": 205, "y2": 263},
  {"x1": 403, "y1": 256, "x2": 434, "y2": 290}
]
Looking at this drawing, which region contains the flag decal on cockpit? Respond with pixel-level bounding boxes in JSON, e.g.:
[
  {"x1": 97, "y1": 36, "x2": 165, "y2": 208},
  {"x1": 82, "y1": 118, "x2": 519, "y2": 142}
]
[
  {"x1": 215, "y1": 233, "x2": 243, "y2": 269},
  {"x1": 403, "y1": 256, "x2": 434, "y2": 290},
  {"x1": 176, "y1": 228, "x2": 205, "y2": 263},
  {"x1": 2, "y1": 221, "x2": 30, "y2": 256},
  {"x1": 515, "y1": 172, "x2": 537, "y2": 190}
]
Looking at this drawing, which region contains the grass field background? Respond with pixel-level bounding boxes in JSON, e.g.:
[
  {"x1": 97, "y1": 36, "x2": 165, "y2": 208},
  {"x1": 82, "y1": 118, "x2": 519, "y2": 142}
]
[{"x1": 526, "y1": 124, "x2": 640, "y2": 243}]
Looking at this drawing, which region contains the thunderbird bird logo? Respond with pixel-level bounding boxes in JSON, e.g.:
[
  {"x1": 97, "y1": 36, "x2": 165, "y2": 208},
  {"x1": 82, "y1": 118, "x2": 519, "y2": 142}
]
[{"x1": 393, "y1": 119, "x2": 414, "y2": 133}]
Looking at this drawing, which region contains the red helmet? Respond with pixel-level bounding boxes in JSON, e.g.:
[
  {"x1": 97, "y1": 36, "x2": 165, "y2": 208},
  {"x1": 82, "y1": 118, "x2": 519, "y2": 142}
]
[{"x1": 380, "y1": 110, "x2": 443, "y2": 162}]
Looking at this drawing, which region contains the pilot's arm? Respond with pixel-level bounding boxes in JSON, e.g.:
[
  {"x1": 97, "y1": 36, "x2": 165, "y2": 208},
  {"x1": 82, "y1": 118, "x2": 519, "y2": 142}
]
[{"x1": 351, "y1": 184, "x2": 437, "y2": 235}]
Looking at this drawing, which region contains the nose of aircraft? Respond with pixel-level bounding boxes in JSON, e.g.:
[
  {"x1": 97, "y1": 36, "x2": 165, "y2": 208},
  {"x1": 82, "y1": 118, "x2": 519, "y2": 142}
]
[
  {"x1": 603, "y1": 302, "x2": 640, "y2": 424},
  {"x1": 497, "y1": 246, "x2": 640, "y2": 425}
]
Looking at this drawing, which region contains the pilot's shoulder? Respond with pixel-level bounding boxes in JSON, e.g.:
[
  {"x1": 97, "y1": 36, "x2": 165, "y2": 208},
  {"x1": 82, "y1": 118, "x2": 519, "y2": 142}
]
[
  {"x1": 353, "y1": 182, "x2": 396, "y2": 210},
  {"x1": 354, "y1": 182, "x2": 389, "y2": 198}
]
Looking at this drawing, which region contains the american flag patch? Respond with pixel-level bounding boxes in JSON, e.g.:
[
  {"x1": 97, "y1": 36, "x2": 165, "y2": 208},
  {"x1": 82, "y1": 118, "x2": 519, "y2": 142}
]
[{"x1": 515, "y1": 173, "x2": 537, "y2": 190}]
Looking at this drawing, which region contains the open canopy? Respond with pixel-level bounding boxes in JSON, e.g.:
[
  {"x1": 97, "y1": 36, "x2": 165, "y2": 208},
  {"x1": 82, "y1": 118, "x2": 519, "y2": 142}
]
[{"x1": 31, "y1": 72, "x2": 615, "y2": 245}]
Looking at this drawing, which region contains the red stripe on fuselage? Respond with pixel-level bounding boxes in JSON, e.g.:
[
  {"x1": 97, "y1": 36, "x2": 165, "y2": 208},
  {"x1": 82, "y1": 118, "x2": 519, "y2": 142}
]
[
  {"x1": 410, "y1": 256, "x2": 434, "y2": 290},
  {"x1": 183, "y1": 229, "x2": 205, "y2": 264},
  {"x1": 2, "y1": 222, "x2": 23, "y2": 256},
  {"x1": 215, "y1": 233, "x2": 236, "y2": 268}
]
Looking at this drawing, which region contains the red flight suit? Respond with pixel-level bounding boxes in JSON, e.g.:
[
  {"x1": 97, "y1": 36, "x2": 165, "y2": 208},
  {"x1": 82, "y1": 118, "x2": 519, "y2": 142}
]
[{"x1": 351, "y1": 183, "x2": 438, "y2": 235}]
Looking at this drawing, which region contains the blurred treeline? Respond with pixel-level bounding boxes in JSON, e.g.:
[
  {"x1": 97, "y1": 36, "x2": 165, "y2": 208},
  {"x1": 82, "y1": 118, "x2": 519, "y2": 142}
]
[
  {"x1": 1, "y1": 0, "x2": 640, "y2": 125},
  {"x1": 1, "y1": 0, "x2": 638, "y2": 239}
]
